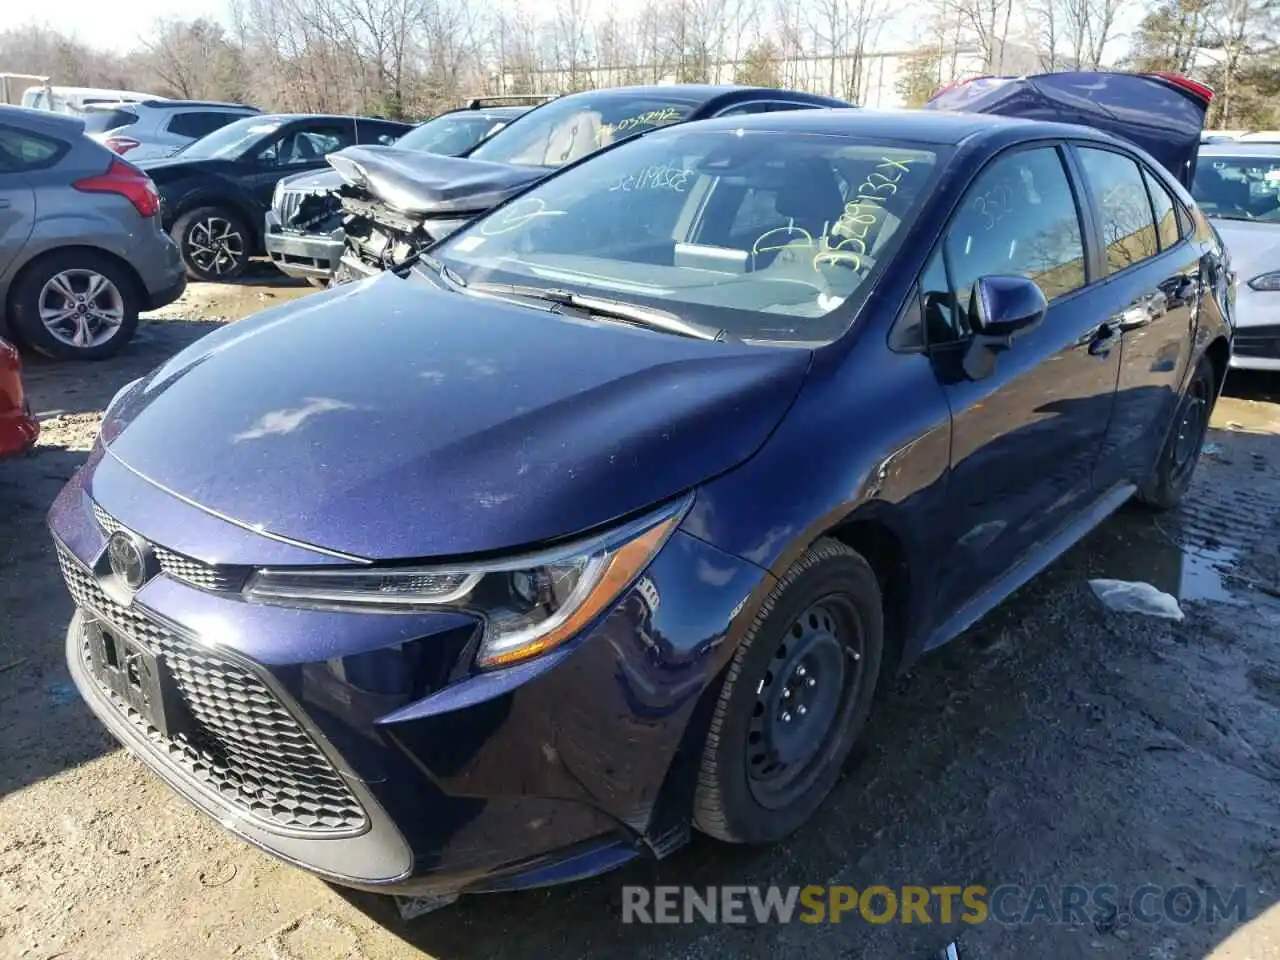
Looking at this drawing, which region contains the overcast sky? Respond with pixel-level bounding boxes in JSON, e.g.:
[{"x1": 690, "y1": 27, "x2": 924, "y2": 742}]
[{"x1": 17, "y1": 1, "x2": 233, "y2": 53}]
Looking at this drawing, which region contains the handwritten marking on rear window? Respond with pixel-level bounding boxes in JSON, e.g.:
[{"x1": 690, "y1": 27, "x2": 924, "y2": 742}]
[
  {"x1": 479, "y1": 197, "x2": 566, "y2": 236},
  {"x1": 595, "y1": 107, "x2": 685, "y2": 146},
  {"x1": 813, "y1": 157, "x2": 921, "y2": 272},
  {"x1": 609, "y1": 163, "x2": 695, "y2": 193}
]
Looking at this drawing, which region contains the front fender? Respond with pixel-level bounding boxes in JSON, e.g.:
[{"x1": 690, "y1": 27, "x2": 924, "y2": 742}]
[
  {"x1": 161, "y1": 179, "x2": 264, "y2": 245},
  {"x1": 681, "y1": 344, "x2": 954, "y2": 671}
]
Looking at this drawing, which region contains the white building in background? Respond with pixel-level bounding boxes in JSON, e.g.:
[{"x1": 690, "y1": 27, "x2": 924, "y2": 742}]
[{"x1": 496, "y1": 40, "x2": 1040, "y2": 109}]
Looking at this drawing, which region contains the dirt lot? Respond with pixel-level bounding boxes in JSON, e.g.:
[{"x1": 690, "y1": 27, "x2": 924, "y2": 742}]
[{"x1": 2, "y1": 269, "x2": 1279, "y2": 960}]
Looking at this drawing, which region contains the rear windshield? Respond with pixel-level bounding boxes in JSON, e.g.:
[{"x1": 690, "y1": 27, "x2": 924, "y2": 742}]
[
  {"x1": 1193, "y1": 154, "x2": 1280, "y2": 221},
  {"x1": 467, "y1": 92, "x2": 696, "y2": 167},
  {"x1": 395, "y1": 114, "x2": 507, "y2": 156},
  {"x1": 82, "y1": 108, "x2": 139, "y2": 134},
  {"x1": 436, "y1": 127, "x2": 943, "y2": 344}
]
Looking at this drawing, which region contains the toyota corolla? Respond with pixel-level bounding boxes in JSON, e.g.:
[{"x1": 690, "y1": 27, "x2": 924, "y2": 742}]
[{"x1": 50, "y1": 82, "x2": 1231, "y2": 905}]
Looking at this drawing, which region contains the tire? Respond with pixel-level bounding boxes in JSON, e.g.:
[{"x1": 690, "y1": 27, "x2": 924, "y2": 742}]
[
  {"x1": 693, "y1": 538, "x2": 884, "y2": 844},
  {"x1": 1136, "y1": 353, "x2": 1217, "y2": 511},
  {"x1": 173, "y1": 206, "x2": 251, "y2": 282},
  {"x1": 8, "y1": 250, "x2": 140, "y2": 361}
]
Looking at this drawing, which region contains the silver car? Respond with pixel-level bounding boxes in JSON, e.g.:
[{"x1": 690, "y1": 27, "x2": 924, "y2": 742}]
[
  {"x1": 1193, "y1": 144, "x2": 1280, "y2": 372},
  {"x1": 0, "y1": 105, "x2": 186, "y2": 360},
  {"x1": 83, "y1": 99, "x2": 261, "y2": 163}
]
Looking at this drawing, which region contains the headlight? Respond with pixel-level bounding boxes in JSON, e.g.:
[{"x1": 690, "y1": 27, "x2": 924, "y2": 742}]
[
  {"x1": 243, "y1": 495, "x2": 690, "y2": 669},
  {"x1": 1247, "y1": 270, "x2": 1280, "y2": 291},
  {"x1": 272, "y1": 179, "x2": 285, "y2": 210}
]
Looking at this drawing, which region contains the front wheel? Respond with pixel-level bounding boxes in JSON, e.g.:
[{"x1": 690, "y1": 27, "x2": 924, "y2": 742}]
[
  {"x1": 174, "y1": 206, "x2": 250, "y2": 281},
  {"x1": 693, "y1": 538, "x2": 884, "y2": 844},
  {"x1": 1136, "y1": 353, "x2": 1216, "y2": 511}
]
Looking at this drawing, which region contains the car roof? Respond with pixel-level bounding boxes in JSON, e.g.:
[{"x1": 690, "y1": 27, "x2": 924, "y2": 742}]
[
  {"x1": 438, "y1": 105, "x2": 529, "y2": 119},
  {"x1": 86, "y1": 99, "x2": 259, "y2": 112},
  {"x1": 556, "y1": 83, "x2": 832, "y2": 104},
  {"x1": 0, "y1": 103, "x2": 89, "y2": 136},
  {"x1": 659, "y1": 106, "x2": 1095, "y2": 146},
  {"x1": 1200, "y1": 142, "x2": 1280, "y2": 157},
  {"x1": 245, "y1": 113, "x2": 411, "y2": 124}
]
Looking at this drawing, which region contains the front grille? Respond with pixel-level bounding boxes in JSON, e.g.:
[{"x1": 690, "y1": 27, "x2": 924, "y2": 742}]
[
  {"x1": 276, "y1": 189, "x2": 303, "y2": 226},
  {"x1": 58, "y1": 543, "x2": 368, "y2": 836},
  {"x1": 91, "y1": 502, "x2": 243, "y2": 592}
]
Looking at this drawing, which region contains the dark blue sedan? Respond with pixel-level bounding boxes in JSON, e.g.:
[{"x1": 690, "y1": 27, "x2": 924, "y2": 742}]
[{"x1": 49, "y1": 74, "x2": 1232, "y2": 905}]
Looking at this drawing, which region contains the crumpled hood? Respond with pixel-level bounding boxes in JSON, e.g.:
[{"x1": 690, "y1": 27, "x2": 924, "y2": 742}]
[
  {"x1": 100, "y1": 272, "x2": 810, "y2": 561},
  {"x1": 327, "y1": 145, "x2": 545, "y2": 216}
]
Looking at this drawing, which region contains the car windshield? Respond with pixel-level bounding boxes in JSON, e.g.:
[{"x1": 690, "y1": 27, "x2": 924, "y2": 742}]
[
  {"x1": 433, "y1": 127, "x2": 943, "y2": 344},
  {"x1": 1193, "y1": 154, "x2": 1280, "y2": 221},
  {"x1": 466, "y1": 92, "x2": 698, "y2": 167},
  {"x1": 179, "y1": 117, "x2": 283, "y2": 160},
  {"x1": 396, "y1": 114, "x2": 510, "y2": 156}
]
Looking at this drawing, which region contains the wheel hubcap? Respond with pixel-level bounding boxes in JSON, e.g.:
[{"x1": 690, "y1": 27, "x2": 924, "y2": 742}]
[
  {"x1": 188, "y1": 217, "x2": 244, "y2": 275},
  {"x1": 746, "y1": 599, "x2": 862, "y2": 808},
  {"x1": 37, "y1": 269, "x2": 125, "y2": 348}
]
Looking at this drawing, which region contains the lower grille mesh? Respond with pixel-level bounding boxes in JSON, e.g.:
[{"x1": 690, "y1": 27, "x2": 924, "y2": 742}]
[{"x1": 58, "y1": 544, "x2": 367, "y2": 836}]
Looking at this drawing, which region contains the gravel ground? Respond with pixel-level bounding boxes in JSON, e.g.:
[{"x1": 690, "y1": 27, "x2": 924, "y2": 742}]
[{"x1": 1, "y1": 275, "x2": 1279, "y2": 960}]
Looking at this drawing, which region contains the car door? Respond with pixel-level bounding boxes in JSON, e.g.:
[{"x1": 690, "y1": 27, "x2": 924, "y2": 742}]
[
  {"x1": 0, "y1": 124, "x2": 49, "y2": 278},
  {"x1": 919, "y1": 144, "x2": 1123, "y2": 620},
  {"x1": 1071, "y1": 145, "x2": 1200, "y2": 485},
  {"x1": 247, "y1": 120, "x2": 355, "y2": 208}
]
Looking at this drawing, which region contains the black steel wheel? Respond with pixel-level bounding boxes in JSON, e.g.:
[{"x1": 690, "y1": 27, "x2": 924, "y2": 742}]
[
  {"x1": 1137, "y1": 353, "x2": 1217, "y2": 511},
  {"x1": 693, "y1": 538, "x2": 884, "y2": 844}
]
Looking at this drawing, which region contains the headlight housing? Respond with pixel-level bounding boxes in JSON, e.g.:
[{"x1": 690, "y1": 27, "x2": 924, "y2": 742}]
[
  {"x1": 243, "y1": 495, "x2": 691, "y2": 668},
  {"x1": 1247, "y1": 270, "x2": 1280, "y2": 291}
]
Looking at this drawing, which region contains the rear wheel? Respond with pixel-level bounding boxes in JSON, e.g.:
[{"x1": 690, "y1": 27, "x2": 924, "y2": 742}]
[
  {"x1": 1137, "y1": 353, "x2": 1216, "y2": 511},
  {"x1": 693, "y1": 538, "x2": 884, "y2": 844},
  {"x1": 9, "y1": 250, "x2": 139, "y2": 360},
  {"x1": 174, "y1": 206, "x2": 250, "y2": 281}
]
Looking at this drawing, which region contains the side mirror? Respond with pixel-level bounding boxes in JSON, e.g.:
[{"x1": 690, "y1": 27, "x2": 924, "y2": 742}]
[{"x1": 962, "y1": 274, "x2": 1047, "y2": 380}]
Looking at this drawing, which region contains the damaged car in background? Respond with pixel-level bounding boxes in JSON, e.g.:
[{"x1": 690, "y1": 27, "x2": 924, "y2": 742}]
[
  {"x1": 265, "y1": 97, "x2": 549, "y2": 285},
  {"x1": 325, "y1": 84, "x2": 854, "y2": 282}
]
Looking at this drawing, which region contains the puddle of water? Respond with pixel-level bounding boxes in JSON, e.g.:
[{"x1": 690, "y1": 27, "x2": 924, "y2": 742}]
[{"x1": 1087, "y1": 517, "x2": 1245, "y2": 606}]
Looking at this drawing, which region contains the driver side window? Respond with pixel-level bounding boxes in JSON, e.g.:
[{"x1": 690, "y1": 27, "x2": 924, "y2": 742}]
[
  {"x1": 258, "y1": 126, "x2": 351, "y2": 166},
  {"x1": 926, "y1": 146, "x2": 1087, "y2": 344}
]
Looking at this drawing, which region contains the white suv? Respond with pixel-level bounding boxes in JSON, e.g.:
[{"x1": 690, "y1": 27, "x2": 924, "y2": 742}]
[{"x1": 82, "y1": 99, "x2": 261, "y2": 162}]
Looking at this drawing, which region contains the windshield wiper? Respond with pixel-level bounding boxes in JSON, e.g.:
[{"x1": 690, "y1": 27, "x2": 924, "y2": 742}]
[{"x1": 463, "y1": 281, "x2": 730, "y2": 342}]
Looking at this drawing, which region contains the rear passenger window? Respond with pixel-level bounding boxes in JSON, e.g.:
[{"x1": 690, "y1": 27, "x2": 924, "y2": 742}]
[
  {"x1": 1142, "y1": 167, "x2": 1182, "y2": 250},
  {"x1": 0, "y1": 124, "x2": 65, "y2": 172},
  {"x1": 168, "y1": 112, "x2": 243, "y2": 139},
  {"x1": 943, "y1": 146, "x2": 1087, "y2": 323},
  {"x1": 1077, "y1": 147, "x2": 1159, "y2": 273}
]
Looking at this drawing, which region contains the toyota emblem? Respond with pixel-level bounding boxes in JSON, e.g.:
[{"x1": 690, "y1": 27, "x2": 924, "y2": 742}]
[{"x1": 106, "y1": 530, "x2": 152, "y2": 591}]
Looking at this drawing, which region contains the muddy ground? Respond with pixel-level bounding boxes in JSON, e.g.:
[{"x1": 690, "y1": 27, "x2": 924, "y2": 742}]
[{"x1": 1, "y1": 268, "x2": 1279, "y2": 960}]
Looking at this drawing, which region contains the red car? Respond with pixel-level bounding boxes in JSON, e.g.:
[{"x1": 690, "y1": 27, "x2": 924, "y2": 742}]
[{"x1": 0, "y1": 336, "x2": 38, "y2": 458}]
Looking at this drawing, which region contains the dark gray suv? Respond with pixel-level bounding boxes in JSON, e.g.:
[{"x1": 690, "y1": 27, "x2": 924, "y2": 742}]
[{"x1": 1, "y1": 105, "x2": 186, "y2": 360}]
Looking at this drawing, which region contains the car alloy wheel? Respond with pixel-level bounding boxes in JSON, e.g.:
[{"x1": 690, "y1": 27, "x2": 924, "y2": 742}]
[
  {"x1": 37, "y1": 269, "x2": 126, "y2": 349},
  {"x1": 746, "y1": 598, "x2": 863, "y2": 810},
  {"x1": 187, "y1": 216, "x2": 246, "y2": 276}
]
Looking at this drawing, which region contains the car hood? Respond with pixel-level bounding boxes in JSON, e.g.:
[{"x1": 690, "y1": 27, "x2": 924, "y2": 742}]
[
  {"x1": 136, "y1": 156, "x2": 236, "y2": 181},
  {"x1": 327, "y1": 145, "x2": 545, "y2": 216},
  {"x1": 1210, "y1": 217, "x2": 1280, "y2": 327},
  {"x1": 100, "y1": 272, "x2": 810, "y2": 561},
  {"x1": 279, "y1": 167, "x2": 345, "y2": 195}
]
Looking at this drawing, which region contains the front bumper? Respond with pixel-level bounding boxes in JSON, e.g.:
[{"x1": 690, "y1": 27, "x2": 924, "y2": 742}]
[
  {"x1": 1229, "y1": 322, "x2": 1280, "y2": 371},
  {"x1": 49, "y1": 454, "x2": 768, "y2": 895},
  {"x1": 264, "y1": 209, "x2": 343, "y2": 280}
]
